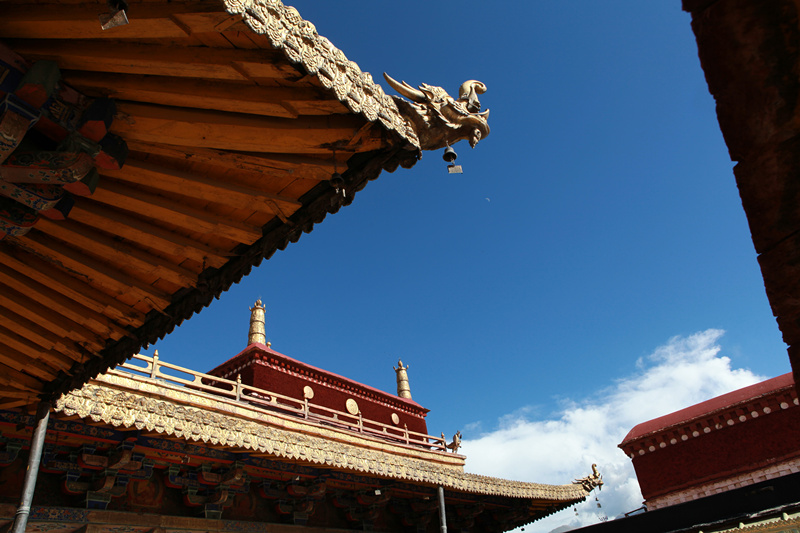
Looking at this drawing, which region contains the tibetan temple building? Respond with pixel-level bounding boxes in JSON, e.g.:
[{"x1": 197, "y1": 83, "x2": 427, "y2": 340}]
[
  {"x1": 571, "y1": 373, "x2": 800, "y2": 532},
  {"x1": 0, "y1": 1, "x2": 604, "y2": 532},
  {"x1": 0, "y1": 302, "x2": 603, "y2": 533}
]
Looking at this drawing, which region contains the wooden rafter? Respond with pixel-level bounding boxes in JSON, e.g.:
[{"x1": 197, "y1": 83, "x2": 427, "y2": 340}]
[
  {"x1": 62, "y1": 71, "x2": 346, "y2": 119},
  {"x1": 91, "y1": 178, "x2": 264, "y2": 244},
  {"x1": 103, "y1": 160, "x2": 302, "y2": 217},
  {"x1": 0, "y1": 247, "x2": 146, "y2": 326},
  {"x1": 69, "y1": 201, "x2": 232, "y2": 269},
  {"x1": 7, "y1": 40, "x2": 295, "y2": 81},
  {"x1": 126, "y1": 141, "x2": 342, "y2": 179},
  {"x1": 112, "y1": 102, "x2": 382, "y2": 154},
  {"x1": 0, "y1": 262, "x2": 130, "y2": 340},
  {"x1": 0, "y1": 0, "x2": 417, "y2": 409},
  {"x1": 7, "y1": 231, "x2": 173, "y2": 309},
  {"x1": 0, "y1": 2, "x2": 234, "y2": 40}
]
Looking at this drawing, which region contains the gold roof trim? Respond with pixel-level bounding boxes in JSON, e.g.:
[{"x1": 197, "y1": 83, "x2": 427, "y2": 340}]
[
  {"x1": 54, "y1": 373, "x2": 591, "y2": 501},
  {"x1": 223, "y1": 0, "x2": 420, "y2": 148}
]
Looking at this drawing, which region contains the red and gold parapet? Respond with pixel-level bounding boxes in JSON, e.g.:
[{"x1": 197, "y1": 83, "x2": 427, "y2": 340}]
[
  {"x1": 619, "y1": 373, "x2": 800, "y2": 509},
  {"x1": 206, "y1": 299, "x2": 431, "y2": 437},
  {"x1": 206, "y1": 343, "x2": 431, "y2": 438}
]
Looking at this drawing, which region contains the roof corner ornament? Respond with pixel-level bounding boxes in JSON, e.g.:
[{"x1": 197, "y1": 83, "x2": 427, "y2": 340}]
[
  {"x1": 573, "y1": 464, "x2": 603, "y2": 491},
  {"x1": 248, "y1": 299, "x2": 266, "y2": 346},
  {"x1": 394, "y1": 359, "x2": 412, "y2": 399},
  {"x1": 443, "y1": 430, "x2": 462, "y2": 453},
  {"x1": 383, "y1": 73, "x2": 490, "y2": 152}
]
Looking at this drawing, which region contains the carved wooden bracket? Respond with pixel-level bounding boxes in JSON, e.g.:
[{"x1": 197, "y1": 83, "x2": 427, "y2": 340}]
[{"x1": 0, "y1": 44, "x2": 128, "y2": 238}]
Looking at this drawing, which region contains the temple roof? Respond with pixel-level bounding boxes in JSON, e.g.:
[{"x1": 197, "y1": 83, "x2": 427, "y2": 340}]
[
  {"x1": 0, "y1": 0, "x2": 438, "y2": 409},
  {"x1": 620, "y1": 373, "x2": 796, "y2": 450},
  {"x1": 34, "y1": 351, "x2": 602, "y2": 530}
]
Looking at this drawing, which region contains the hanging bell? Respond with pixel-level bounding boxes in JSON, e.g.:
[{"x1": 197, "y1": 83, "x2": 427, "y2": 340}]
[
  {"x1": 443, "y1": 145, "x2": 462, "y2": 174},
  {"x1": 329, "y1": 172, "x2": 346, "y2": 206}
]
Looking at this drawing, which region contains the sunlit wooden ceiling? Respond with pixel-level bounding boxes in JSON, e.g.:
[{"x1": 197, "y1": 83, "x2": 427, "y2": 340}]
[{"x1": 0, "y1": 0, "x2": 420, "y2": 409}]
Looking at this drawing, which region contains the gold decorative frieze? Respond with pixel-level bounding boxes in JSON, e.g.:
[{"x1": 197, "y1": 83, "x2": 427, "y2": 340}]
[
  {"x1": 54, "y1": 374, "x2": 594, "y2": 502},
  {"x1": 222, "y1": 0, "x2": 420, "y2": 148}
]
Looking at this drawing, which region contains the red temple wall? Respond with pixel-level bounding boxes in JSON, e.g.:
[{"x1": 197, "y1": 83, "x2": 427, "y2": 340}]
[
  {"x1": 207, "y1": 346, "x2": 429, "y2": 437},
  {"x1": 248, "y1": 363, "x2": 428, "y2": 435},
  {"x1": 632, "y1": 405, "x2": 800, "y2": 500}
]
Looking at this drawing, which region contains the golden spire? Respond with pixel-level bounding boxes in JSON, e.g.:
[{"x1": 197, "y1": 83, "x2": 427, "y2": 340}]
[
  {"x1": 248, "y1": 299, "x2": 266, "y2": 345},
  {"x1": 393, "y1": 359, "x2": 412, "y2": 399}
]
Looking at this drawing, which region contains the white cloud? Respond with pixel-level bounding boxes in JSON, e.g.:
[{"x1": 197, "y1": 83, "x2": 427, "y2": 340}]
[{"x1": 459, "y1": 329, "x2": 764, "y2": 533}]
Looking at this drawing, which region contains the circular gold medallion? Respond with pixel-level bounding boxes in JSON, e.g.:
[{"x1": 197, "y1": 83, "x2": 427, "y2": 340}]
[
  {"x1": 303, "y1": 385, "x2": 314, "y2": 399},
  {"x1": 345, "y1": 398, "x2": 359, "y2": 415},
  {"x1": 391, "y1": 413, "x2": 400, "y2": 425}
]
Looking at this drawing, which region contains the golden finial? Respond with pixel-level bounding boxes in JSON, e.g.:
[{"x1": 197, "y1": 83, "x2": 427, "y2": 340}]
[
  {"x1": 393, "y1": 359, "x2": 412, "y2": 399},
  {"x1": 248, "y1": 299, "x2": 266, "y2": 346}
]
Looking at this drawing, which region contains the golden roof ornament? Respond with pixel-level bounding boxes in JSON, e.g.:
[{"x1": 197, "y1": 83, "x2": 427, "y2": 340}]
[
  {"x1": 393, "y1": 359, "x2": 412, "y2": 399},
  {"x1": 248, "y1": 299, "x2": 266, "y2": 346},
  {"x1": 383, "y1": 73, "x2": 490, "y2": 151}
]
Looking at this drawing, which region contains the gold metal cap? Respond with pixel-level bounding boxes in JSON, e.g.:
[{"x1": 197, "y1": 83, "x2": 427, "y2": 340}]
[
  {"x1": 393, "y1": 359, "x2": 412, "y2": 399},
  {"x1": 248, "y1": 299, "x2": 266, "y2": 345}
]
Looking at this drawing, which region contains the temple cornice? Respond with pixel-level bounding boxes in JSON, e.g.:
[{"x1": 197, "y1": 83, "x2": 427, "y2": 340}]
[{"x1": 55, "y1": 371, "x2": 592, "y2": 502}]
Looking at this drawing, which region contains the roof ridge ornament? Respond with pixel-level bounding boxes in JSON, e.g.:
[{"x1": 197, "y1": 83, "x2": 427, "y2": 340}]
[{"x1": 383, "y1": 73, "x2": 490, "y2": 151}]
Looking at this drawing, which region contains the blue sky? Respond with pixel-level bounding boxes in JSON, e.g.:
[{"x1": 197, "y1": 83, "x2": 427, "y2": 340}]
[{"x1": 140, "y1": 2, "x2": 790, "y2": 530}]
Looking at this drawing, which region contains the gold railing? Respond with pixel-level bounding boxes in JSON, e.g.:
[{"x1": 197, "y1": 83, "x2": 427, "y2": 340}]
[{"x1": 113, "y1": 353, "x2": 449, "y2": 452}]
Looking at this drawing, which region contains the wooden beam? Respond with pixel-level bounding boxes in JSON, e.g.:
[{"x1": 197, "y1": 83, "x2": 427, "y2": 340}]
[
  {"x1": 70, "y1": 201, "x2": 230, "y2": 269},
  {"x1": 104, "y1": 159, "x2": 302, "y2": 217},
  {"x1": 112, "y1": 102, "x2": 384, "y2": 154},
  {"x1": 7, "y1": 40, "x2": 296, "y2": 82},
  {"x1": 170, "y1": 10, "x2": 251, "y2": 34},
  {"x1": 125, "y1": 141, "x2": 340, "y2": 179},
  {"x1": 0, "y1": 373, "x2": 38, "y2": 394},
  {"x1": 61, "y1": 72, "x2": 341, "y2": 119},
  {"x1": 0, "y1": 389, "x2": 40, "y2": 400},
  {"x1": 92, "y1": 179, "x2": 264, "y2": 244},
  {"x1": 0, "y1": 262, "x2": 131, "y2": 341},
  {"x1": 71, "y1": 524, "x2": 102, "y2": 533},
  {"x1": 0, "y1": 286, "x2": 105, "y2": 353},
  {"x1": 0, "y1": 4, "x2": 193, "y2": 40},
  {"x1": 0, "y1": 311, "x2": 92, "y2": 370},
  {"x1": 0, "y1": 361, "x2": 43, "y2": 392},
  {"x1": 0, "y1": 341, "x2": 62, "y2": 381},
  {"x1": 0, "y1": 399, "x2": 33, "y2": 410},
  {"x1": 0, "y1": 245, "x2": 145, "y2": 327},
  {"x1": 36, "y1": 217, "x2": 199, "y2": 288},
  {"x1": 0, "y1": 2, "x2": 238, "y2": 41},
  {"x1": 7, "y1": 230, "x2": 172, "y2": 310},
  {"x1": 0, "y1": 323, "x2": 77, "y2": 373}
]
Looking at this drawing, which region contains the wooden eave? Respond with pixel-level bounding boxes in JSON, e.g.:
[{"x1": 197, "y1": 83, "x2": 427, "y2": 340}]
[
  {"x1": 682, "y1": 0, "x2": 800, "y2": 390},
  {"x1": 0, "y1": 0, "x2": 421, "y2": 409}
]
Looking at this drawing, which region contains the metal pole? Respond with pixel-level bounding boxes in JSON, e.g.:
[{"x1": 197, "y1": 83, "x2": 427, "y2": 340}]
[
  {"x1": 11, "y1": 401, "x2": 50, "y2": 533},
  {"x1": 438, "y1": 485, "x2": 447, "y2": 533}
]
